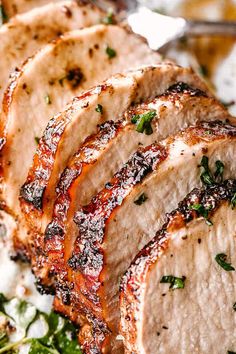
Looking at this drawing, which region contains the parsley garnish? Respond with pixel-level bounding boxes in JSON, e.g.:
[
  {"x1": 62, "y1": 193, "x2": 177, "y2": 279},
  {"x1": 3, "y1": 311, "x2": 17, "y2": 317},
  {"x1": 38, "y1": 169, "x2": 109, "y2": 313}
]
[
  {"x1": 231, "y1": 193, "x2": 236, "y2": 209},
  {"x1": 0, "y1": 5, "x2": 8, "y2": 26},
  {"x1": 131, "y1": 111, "x2": 156, "y2": 135},
  {"x1": 34, "y1": 137, "x2": 40, "y2": 145},
  {"x1": 215, "y1": 253, "x2": 235, "y2": 271},
  {"x1": 233, "y1": 303, "x2": 236, "y2": 311},
  {"x1": 190, "y1": 203, "x2": 213, "y2": 226},
  {"x1": 160, "y1": 275, "x2": 186, "y2": 290},
  {"x1": 44, "y1": 94, "x2": 51, "y2": 105},
  {"x1": 0, "y1": 294, "x2": 81, "y2": 354},
  {"x1": 200, "y1": 156, "x2": 224, "y2": 186},
  {"x1": 106, "y1": 46, "x2": 116, "y2": 59},
  {"x1": 214, "y1": 160, "x2": 224, "y2": 183},
  {"x1": 102, "y1": 10, "x2": 114, "y2": 25},
  {"x1": 95, "y1": 104, "x2": 103, "y2": 114},
  {"x1": 134, "y1": 193, "x2": 148, "y2": 205}
]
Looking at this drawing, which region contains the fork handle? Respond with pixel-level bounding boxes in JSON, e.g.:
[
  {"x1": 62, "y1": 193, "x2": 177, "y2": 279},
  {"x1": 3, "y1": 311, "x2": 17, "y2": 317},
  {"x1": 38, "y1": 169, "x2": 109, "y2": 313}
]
[{"x1": 185, "y1": 20, "x2": 236, "y2": 37}]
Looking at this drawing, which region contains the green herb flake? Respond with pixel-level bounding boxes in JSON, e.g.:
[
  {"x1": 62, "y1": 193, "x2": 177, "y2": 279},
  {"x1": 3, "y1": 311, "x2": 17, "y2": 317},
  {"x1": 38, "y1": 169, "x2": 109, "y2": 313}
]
[
  {"x1": 134, "y1": 193, "x2": 148, "y2": 205},
  {"x1": 44, "y1": 95, "x2": 51, "y2": 105},
  {"x1": 231, "y1": 193, "x2": 236, "y2": 209},
  {"x1": 160, "y1": 275, "x2": 186, "y2": 290},
  {"x1": 200, "y1": 156, "x2": 214, "y2": 186},
  {"x1": 106, "y1": 46, "x2": 116, "y2": 59},
  {"x1": 95, "y1": 104, "x2": 103, "y2": 114},
  {"x1": 190, "y1": 203, "x2": 213, "y2": 226},
  {"x1": 214, "y1": 160, "x2": 224, "y2": 183},
  {"x1": 0, "y1": 5, "x2": 8, "y2": 26},
  {"x1": 131, "y1": 111, "x2": 156, "y2": 135},
  {"x1": 233, "y1": 302, "x2": 236, "y2": 311},
  {"x1": 102, "y1": 10, "x2": 115, "y2": 25},
  {"x1": 215, "y1": 253, "x2": 235, "y2": 271},
  {"x1": 34, "y1": 137, "x2": 40, "y2": 145}
]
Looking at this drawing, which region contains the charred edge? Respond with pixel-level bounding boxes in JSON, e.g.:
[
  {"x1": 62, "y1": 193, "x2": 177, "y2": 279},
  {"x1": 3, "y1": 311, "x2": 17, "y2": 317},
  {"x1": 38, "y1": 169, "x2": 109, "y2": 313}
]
[
  {"x1": 56, "y1": 120, "x2": 123, "y2": 194},
  {"x1": 69, "y1": 144, "x2": 167, "y2": 274},
  {"x1": 56, "y1": 281, "x2": 74, "y2": 306},
  {"x1": 10, "y1": 249, "x2": 30, "y2": 263},
  {"x1": 195, "y1": 120, "x2": 236, "y2": 137},
  {"x1": 20, "y1": 180, "x2": 45, "y2": 210},
  {"x1": 45, "y1": 221, "x2": 65, "y2": 241},
  {"x1": 35, "y1": 278, "x2": 55, "y2": 295},
  {"x1": 121, "y1": 179, "x2": 236, "y2": 292},
  {"x1": 163, "y1": 82, "x2": 208, "y2": 98}
]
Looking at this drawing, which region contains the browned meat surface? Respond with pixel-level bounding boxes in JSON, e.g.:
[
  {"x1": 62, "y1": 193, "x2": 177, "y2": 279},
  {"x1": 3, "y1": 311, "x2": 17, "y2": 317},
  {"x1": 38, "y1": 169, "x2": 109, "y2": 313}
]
[
  {"x1": 120, "y1": 180, "x2": 236, "y2": 353},
  {"x1": 40, "y1": 121, "x2": 236, "y2": 353}
]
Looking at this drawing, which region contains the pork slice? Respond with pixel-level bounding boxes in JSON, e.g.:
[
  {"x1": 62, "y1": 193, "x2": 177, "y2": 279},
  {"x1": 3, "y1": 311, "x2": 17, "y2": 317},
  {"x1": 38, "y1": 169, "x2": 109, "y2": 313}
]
[
  {"x1": 19, "y1": 64, "x2": 208, "y2": 257},
  {"x1": 120, "y1": 180, "x2": 236, "y2": 354},
  {"x1": 2, "y1": 0, "x2": 61, "y2": 17},
  {"x1": 64, "y1": 121, "x2": 236, "y2": 353},
  {"x1": 0, "y1": 0, "x2": 104, "y2": 103},
  {"x1": 1, "y1": 25, "x2": 160, "y2": 257},
  {"x1": 34, "y1": 82, "x2": 230, "y2": 287}
]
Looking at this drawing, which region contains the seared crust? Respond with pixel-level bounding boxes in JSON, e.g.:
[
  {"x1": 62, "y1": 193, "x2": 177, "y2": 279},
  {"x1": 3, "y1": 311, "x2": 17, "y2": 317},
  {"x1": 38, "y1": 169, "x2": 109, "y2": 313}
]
[
  {"x1": 20, "y1": 64, "x2": 210, "y2": 244},
  {"x1": 120, "y1": 179, "x2": 236, "y2": 353},
  {"x1": 34, "y1": 120, "x2": 126, "y2": 284},
  {"x1": 62, "y1": 121, "x2": 236, "y2": 352}
]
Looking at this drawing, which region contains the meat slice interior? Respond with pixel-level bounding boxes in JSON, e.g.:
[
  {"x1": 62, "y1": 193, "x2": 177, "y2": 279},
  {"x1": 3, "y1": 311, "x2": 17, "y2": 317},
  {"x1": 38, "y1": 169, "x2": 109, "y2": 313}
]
[
  {"x1": 120, "y1": 180, "x2": 236, "y2": 354},
  {"x1": 58, "y1": 121, "x2": 236, "y2": 353},
  {"x1": 34, "y1": 82, "x2": 231, "y2": 287},
  {"x1": 0, "y1": 0, "x2": 104, "y2": 103},
  {"x1": 2, "y1": 0, "x2": 61, "y2": 17},
  {"x1": 19, "y1": 64, "x2": 208, "y2": 257},
  {"x1": 1, "y1": 26, "x2": 160, "y2": 257}
]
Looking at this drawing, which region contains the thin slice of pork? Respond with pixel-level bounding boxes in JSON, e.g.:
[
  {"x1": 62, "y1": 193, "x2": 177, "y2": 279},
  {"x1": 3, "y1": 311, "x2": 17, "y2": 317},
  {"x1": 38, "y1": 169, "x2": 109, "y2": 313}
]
[
  {"x1": 19, "y1": 64, "x2": 208, "y2": 257},
  {"x1": 63, "y1": 121, "x2": 236, "y2": 353},
  {"x1": 0, "y1": 0, "x2": 104, "y2": 103},
  {"x1": 34, "y1": 83, "x2": 231, "y2": 289},
  {"x1": 120, "y1": 180, "x2": 236, "y2": 354},
  {"x1": 2, "y1": 0, "x2": 61, "y2": 17},
  {"x1": 1, "y1": 27, "x2": 160, "y2": 257}
]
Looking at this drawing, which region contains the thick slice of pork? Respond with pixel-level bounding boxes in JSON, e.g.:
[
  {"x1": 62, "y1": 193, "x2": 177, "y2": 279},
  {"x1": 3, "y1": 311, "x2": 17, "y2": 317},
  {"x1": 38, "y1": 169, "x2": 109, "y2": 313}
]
[
  {"x1": 19, "y1": 64, "x2": 208, "y2": 257},
  {"x1": 63, "y1": 121, "x2": 236, "y2": 353},
  {"x1": 0, "y1": 0, "x2": 104, "y2": 103},
  {"x1": 120, "y1": 180, "x2": 236, "y2": 354},
  {"x1": 1, "y1": 27, "x2": 160, "y2": 257},
  {"x1": 33, "y1": 83, "x2": 231, "y2": 288},
  {"x1": 2, "y1": 0, "x2": 61, "y2": 17}
]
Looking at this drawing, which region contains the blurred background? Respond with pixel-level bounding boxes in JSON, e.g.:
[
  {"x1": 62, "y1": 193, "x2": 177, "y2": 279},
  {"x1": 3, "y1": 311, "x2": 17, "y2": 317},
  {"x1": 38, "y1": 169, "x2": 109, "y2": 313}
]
[{"x1": 135, "y1": 0, "x2": 236, "y2": 115}]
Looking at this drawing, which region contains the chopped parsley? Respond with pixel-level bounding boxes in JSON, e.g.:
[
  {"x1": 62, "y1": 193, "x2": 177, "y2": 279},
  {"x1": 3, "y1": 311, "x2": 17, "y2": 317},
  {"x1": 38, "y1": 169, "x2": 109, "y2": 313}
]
[
  {"x1": 106, "y1": 46, "x2": 116, "y2": 59},
  {"x1": 160, "y1": 275, "x2": 186, "y2": 290},
  {"x1": 231, "y1": 193, "x2": 236, "y2": 209},
  {"x1": 0, "y1": 5, "x2": 8, "y2": 26},
  {"x1": 131, "y1": 111, "x2": 156, "y2": 135},
  {"x1": 34, "y1": 137, "x2": 40, "y2": 145},
  {"x1": 215, "y1": 253, "x2": 235, "y2": 272},
  {"x1": 233, "y1": 303, "x2": 236, "y2": 311},
  {"x1": 190, "y1": 203, "x2": 213, "y2": 226},
  {"x1": 214, "y1": 160, "x2": 224, "y2": 183},
  {"x1": 44, "y1": 94, "x2": 51, "y2": 105},
  {"x1": 95, "y1": 104, "x2": 103, "y2": 114},
  {"x1": 102, "y1": 10, "x2": 115, "y2": 25},
  {"x1": 0, "y1": 293, "x2": 81, "y2": 354},
  {"x1": 200, "y1": 156, "x2": 224, "y2": 186},
  {"x1": 134, "y1": 193, "x2": 148, "y2": 205}
]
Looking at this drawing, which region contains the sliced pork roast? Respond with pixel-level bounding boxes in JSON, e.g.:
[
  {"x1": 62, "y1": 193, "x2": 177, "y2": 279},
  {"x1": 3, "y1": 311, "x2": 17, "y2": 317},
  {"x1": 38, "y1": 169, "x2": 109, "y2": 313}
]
[
  {"x1": 52, "y1": 121, "x2": 236, "y2": 353},
  {"x1": 120, "y1": 180, "x2": 236, "y2": 354},
  {"x1": 2, "y1": 0, "x2": 61, "y2": 17},
  {"x1": 33, "y1": 83, "x2": 230, "y2": 289},
  {"x1": 18, "y1": 64, "x2": 207, "y2": 258},
  {"x1": 0, "y1": 0, "x2": 104, "y2": 102},
  {"x1": 1, "y1": 28, "x2": 160, "y2": 257}
]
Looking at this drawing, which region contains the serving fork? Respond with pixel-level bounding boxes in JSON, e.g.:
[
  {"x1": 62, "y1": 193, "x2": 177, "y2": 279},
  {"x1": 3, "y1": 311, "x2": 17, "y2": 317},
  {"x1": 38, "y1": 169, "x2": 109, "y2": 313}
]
[{"x1": 92, "y1": 0, "x2": 236, "y2": 51}]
